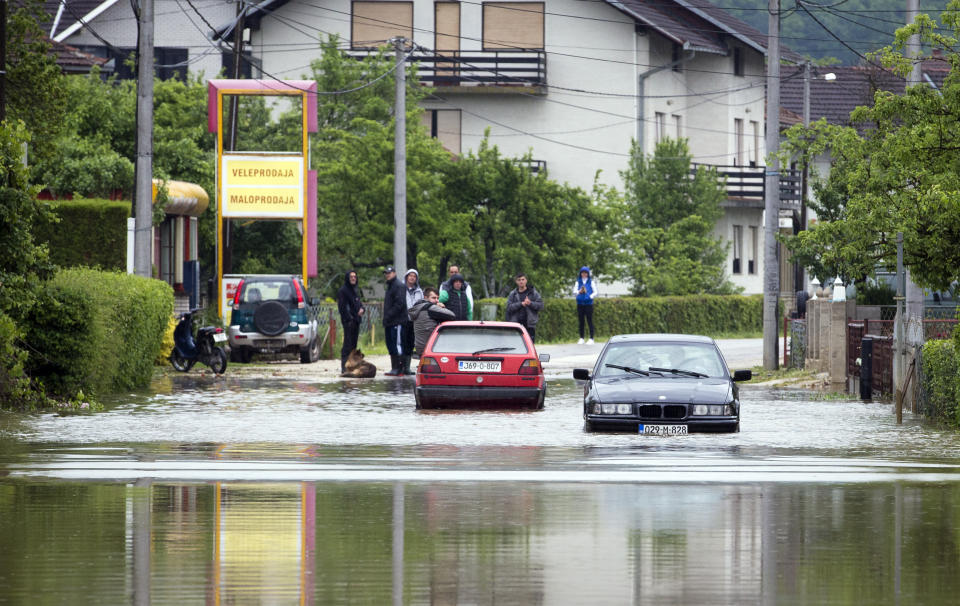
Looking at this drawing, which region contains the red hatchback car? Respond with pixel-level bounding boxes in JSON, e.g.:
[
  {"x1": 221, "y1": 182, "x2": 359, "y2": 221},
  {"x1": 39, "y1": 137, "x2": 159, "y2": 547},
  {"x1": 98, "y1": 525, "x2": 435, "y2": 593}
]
[{"x1": 415, "y1": 321, "x2": 550, "y2": 410}]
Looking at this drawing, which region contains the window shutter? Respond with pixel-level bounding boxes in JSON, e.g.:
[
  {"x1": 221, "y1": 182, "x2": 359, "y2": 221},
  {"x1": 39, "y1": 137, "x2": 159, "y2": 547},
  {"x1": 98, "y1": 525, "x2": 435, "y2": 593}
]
[
  {"x1": 352, "y1": 2, "x2": 413, "y2": 48},
  {"x1": 482, "y1": 2, "x2": 544, "y2": 50}
]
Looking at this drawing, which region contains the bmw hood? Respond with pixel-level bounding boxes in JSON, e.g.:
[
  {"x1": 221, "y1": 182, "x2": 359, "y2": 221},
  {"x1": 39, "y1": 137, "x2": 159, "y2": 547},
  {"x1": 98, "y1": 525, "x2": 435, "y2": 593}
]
[{"x1": 592, "y1": 378, "x2": 732, "y2": 405}]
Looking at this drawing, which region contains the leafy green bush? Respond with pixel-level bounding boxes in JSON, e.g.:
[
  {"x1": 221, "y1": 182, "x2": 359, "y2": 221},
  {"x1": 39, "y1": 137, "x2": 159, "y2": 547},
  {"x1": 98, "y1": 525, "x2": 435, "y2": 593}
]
[
  {"x1": 476, "y1": 294, "x2": 763, "y2": 341},
  {"x1": 856, "y1": 281, "x2": 896, "y2": 305},
  {"x1": 920, "y1": 339, "x2": 960, "y2": 426},
  {"x1": 24, "y1": 268, "x2": 173, "y2": 398},
  {"x1": 33, "y1": 198, "x2": 129, "y2": 271},
  {"x1": 0, "y1": 312, "x2": 50, "y2": 410}
]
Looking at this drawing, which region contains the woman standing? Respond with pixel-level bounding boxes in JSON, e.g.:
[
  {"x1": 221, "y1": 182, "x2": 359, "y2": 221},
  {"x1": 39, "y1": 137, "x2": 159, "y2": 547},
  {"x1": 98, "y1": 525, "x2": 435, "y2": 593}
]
[
  {"x1": 337, "y1": 270, "x2": 365, "y2": 374},
  {"x1": 574, "y1": 266, "x2": 596, "y2": 344}
]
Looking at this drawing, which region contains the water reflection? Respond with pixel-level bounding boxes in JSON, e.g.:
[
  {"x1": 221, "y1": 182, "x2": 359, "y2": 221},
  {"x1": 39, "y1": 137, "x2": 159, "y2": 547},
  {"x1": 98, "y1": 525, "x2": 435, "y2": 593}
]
[{"x1": 3, "y1": 478, "x2": 960, "y2": 604}]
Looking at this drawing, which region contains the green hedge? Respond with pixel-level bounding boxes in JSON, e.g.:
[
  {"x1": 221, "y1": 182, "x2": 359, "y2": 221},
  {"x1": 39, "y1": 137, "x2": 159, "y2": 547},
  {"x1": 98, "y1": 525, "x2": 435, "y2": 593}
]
[
  {"x1": 24, "y1": 268, "x2": 173, "y2": 398},
  {"x1": 34, "y1": 199, "x2": 129, "y2": 271},
  {"x1": 476, "y1": 294, "x2": 763, "y2": 341},
  {"x1": 920, "y1": 339, "x2": 960, "y2": 426}
]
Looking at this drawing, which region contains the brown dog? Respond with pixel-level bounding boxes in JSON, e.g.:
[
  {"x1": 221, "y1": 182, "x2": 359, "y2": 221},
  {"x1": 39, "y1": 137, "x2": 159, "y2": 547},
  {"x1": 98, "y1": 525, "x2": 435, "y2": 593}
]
[{"x1": 342, "y1": 349, "x2": 377, "y2": 378}]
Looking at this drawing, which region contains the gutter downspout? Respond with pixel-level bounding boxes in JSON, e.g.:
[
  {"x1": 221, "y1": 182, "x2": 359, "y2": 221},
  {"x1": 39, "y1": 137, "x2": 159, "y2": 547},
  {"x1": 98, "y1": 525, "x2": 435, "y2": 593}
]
[{"x1": 637, "y1": 46, "x2": 696, "y2": 154}]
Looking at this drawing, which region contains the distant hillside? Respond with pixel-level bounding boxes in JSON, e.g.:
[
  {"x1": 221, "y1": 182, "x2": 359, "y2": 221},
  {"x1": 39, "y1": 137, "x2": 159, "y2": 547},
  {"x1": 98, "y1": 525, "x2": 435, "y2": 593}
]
[{"x1": 722, "y1": 0, "x2": 945, "y2": 65}]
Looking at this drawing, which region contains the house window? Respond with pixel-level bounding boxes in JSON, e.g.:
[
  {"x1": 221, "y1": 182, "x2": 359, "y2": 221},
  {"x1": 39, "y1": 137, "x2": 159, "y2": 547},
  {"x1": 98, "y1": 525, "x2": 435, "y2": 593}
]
[
  {"x1": 750, "y1": 120, "x2": 760, "y2": 167},
  {"x1": 84, "y1": 46, "x2": 188, "y2": 80},
  {"x1": 482, "y1": 2, "x2": 544, "y2": 50},
  {"x1": 734, "y1": 118, "x2": 744, "y2": 166},
  {"x1": 421, "y1": 109, "x2": 462, "y2": 154},
  {"x1": 221, "y1": 50, "x2": 259, "y2": 79},
  {"x1": 435, "y1": 2, "x2": 461, "y2": 53},
  {"x1": 732, "y1": 225, "x2": 743, "y2": 274},
  {"x1": 352, "y1": 1, "x2": 414, "y2": 49},
  {"x1": 655, "y1": 112, "x2": 667, "y2": 143},
  {"x1": 733, "y1": 47, "x2": 743, "y2": 77},
  {"x1": 748, "y1": 226, "x2": 758, "y2": 274},
  {"x1": 672, "y1": 114, "x2": 682, "y2": 139}
]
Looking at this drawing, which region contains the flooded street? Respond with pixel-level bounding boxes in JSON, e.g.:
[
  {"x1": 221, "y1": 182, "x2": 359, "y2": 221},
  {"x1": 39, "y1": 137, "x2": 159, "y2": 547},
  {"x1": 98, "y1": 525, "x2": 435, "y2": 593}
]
[{"x1": 4, "y1": 351, "x2": 960, "y2": 604}]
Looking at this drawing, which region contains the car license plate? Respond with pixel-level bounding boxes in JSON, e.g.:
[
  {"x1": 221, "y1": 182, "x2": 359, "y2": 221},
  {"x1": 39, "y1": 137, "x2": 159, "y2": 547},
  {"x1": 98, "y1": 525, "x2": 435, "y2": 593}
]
[
  {"x1": 213, "y1": 333, "x2": 227, "y2": 343},
  {"x1": 458, "y1": 360, "x2": 501, "y2": 372},
  {"x1": 639, "y1": 424, "x2": 688, "y2": 436}
]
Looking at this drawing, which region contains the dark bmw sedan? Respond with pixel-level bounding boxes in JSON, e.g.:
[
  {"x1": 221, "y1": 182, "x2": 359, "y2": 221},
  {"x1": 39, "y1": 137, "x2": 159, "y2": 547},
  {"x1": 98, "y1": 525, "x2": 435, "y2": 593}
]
[{"x1": 573, "y1": 334, "x2": 752, "y2": 434}]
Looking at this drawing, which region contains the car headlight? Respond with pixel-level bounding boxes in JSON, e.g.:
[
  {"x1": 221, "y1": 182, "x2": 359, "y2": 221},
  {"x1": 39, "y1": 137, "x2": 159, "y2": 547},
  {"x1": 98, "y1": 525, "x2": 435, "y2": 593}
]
[
  {"x1": 596, "y1": 403, "x2": 632, "y2": 415},
  {"x1": 692, "y1": 404, "x2": 736, "y2": 416}
]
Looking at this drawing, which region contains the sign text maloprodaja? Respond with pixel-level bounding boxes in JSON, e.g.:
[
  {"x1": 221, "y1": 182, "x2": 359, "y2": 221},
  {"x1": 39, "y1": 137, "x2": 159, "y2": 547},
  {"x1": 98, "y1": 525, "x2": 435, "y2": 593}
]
[{"x1": 221, "y1": 154, "x2": 304, "y2": 218}]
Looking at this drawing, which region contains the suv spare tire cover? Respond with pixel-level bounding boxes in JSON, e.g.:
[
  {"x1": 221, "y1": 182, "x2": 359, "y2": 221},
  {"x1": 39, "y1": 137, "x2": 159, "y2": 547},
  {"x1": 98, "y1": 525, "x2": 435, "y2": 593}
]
[{"x1": 254, "y1": 300, "x2": 290, "y2": 336}]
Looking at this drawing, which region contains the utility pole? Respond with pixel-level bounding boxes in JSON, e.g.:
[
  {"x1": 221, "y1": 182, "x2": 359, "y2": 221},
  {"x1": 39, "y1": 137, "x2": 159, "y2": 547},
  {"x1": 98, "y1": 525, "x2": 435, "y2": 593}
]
[
  {"x1": 762, "y1": 0, "x2": 781, "y2": 369},
  {"x1": 133, "y1": 0, "x2": 154, "y2": 278},
  {"x1": 393, "y1": 38, "x2": 407, "y2": 273},
  {"x1": 223, "y1": 1, "x2": 246, "y2": 275}
]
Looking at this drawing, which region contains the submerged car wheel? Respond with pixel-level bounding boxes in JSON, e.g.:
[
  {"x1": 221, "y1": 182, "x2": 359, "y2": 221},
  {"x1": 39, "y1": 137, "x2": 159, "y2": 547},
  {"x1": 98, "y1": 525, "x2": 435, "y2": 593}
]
[
  {"x1": 254, "y1": 301, "x2": 289, "y2": 336},
  {"x1": 583, "y1": 419, "x2": 596, "y2": 432}
]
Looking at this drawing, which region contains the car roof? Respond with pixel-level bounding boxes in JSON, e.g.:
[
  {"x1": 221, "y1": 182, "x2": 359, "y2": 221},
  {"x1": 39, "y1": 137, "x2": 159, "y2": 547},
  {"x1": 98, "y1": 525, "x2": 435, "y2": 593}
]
[
  {"x1": 608, "y1": 333, "x2": 716, "y2": 344},
  {"x1": 241, "y1": 275, "x2": 301, "y2": 282},
  {"x1": 437, "y1": 321, "x2": 527, "y2": 329}
]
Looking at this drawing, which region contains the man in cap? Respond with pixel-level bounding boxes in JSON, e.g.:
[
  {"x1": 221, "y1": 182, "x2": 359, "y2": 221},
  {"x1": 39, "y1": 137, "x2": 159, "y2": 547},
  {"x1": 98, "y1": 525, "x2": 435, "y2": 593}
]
[{"x1": 382, "y1": 266, "x2": 408, "y2": 376}]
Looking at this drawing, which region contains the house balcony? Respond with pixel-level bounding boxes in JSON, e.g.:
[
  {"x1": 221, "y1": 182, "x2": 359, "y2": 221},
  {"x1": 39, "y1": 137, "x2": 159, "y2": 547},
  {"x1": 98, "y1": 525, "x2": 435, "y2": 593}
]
[
  {"x1": 349, "y1": 49, "x2": 547, "y2": 95},
  {"x1": 693, "y1": 164, "x2": 802, "y2": 209}
]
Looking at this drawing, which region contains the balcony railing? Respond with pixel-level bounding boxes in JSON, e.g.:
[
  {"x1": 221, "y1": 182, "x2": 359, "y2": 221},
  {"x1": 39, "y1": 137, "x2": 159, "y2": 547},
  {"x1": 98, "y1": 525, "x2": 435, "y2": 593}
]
[
  {"x1": 693, "y1": 164, "x2": 802, "y2": 207},
  {"x1": 349, "y1": 49, "x2": 547, "y2": 90}
]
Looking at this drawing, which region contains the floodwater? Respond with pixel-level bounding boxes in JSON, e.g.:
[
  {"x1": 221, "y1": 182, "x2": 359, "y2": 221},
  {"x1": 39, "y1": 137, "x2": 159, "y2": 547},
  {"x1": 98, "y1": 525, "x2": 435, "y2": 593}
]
[{"x1": 3, "y1": 370, "x2": 960, "y2": 605}]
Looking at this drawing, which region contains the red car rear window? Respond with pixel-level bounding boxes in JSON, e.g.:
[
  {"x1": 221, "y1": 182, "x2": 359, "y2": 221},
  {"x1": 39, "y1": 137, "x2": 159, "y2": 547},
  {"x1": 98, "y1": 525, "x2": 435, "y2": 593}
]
[{"x1": 431, "y1": 327, "x2": 529, "y2": 354}]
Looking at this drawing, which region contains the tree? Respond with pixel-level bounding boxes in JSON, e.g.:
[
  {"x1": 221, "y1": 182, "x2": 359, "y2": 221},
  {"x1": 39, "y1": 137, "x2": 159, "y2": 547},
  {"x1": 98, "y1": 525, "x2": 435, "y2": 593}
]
[
  {"x1": 619, "y1": 138, "x2": 737, "y2": 296},
  {"x1": 5, "y1": 0, "x2": 69, "y2": 168},
  {"x1": 780, "y1": 8, "x2": 960, "y2": 291},
  {"x1": 308, "y1": 38, "x2": 460, "y2": 290},
  {"x1": 442, "y1": 137, "x2": 617, "y2": 298}
]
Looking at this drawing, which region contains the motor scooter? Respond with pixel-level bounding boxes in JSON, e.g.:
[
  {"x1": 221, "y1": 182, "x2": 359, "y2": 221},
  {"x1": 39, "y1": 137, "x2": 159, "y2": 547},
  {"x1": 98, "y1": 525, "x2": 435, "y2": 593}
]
[{"x1": 170, "y1": 308, "x2": 228, "y2": 374}]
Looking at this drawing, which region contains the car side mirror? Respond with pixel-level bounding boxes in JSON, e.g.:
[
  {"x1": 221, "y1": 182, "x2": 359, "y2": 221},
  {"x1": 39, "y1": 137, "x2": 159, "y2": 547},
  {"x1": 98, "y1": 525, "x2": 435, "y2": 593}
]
[
  {"x1": 539, "y1": 353, "x2": 550, "y2": 363},
  {"x1": 733, "y1": 369, "x2": 752, "y2": 382},
  {"x1": 572, "y1": 368, "x2": 591, "y2": 381}
]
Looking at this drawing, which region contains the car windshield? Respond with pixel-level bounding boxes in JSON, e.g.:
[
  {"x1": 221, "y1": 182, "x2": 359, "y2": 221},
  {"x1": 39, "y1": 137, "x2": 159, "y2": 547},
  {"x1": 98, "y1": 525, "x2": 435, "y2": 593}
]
[
  {"x1": 240, "y1": 280, "x2": 295, "y2": 304},
  {"x1": 597, "y1": 341, "x2": 727, "y2": 378},
  {"x1": 431, "y1": 327, "x2": 529, "y2": 354}
]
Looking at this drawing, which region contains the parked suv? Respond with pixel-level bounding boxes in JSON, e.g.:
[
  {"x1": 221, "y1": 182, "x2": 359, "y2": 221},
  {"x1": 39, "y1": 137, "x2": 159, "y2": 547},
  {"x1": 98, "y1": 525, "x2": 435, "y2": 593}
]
[{"x1": 227, "y1": 275, "x2": 321, "y2": 363}]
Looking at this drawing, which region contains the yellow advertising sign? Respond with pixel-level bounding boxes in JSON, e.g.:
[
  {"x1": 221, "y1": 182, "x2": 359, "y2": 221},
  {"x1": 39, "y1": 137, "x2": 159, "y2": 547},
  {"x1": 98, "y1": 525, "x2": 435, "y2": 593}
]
[{"x1": 221, "y1": 155, "x2": 304, "y2": 218}]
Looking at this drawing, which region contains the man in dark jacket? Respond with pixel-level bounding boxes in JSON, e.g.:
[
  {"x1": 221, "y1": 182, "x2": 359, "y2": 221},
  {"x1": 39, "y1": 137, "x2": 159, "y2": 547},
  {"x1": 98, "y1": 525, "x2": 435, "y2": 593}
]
[
  {"x1": 382, "y1": 266, "x2": 408, "y2": 376},
  {"x1": 438, "y1": 273, "x2": 472, "y2": 320},
  {"x1": 336, "y1": 269, "x2": 365, "y2": 374},
  {"x1": 506, "y1": 273, "x2": 544, "y2": 342},
  {"x1": 408, "y1": 287, "x2": 455, "y2": 355}
]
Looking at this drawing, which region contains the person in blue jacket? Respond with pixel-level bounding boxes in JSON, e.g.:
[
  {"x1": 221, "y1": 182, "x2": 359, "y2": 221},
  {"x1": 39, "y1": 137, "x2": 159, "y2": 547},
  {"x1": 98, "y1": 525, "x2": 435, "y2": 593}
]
[{"x1": 574, "y1": 266, "x2": 597, "y2": 344}]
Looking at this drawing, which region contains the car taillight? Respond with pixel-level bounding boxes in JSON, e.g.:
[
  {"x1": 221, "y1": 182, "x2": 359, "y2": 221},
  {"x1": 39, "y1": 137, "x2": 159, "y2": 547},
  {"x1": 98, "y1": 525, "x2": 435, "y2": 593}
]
[
  {"x1": 215, "y1": 327, "x2": 223, "y2": 334},
  {"x1": 293, "y1": 280, "x2": 305, "y2": 309},
  {"x1": 419, "y1": 357, "x2": 441, "y2": 373},
  {"x1": 232, "y1": 279, "x2": 244, "y2": 310},
  {"x1": 518, "y1": 359, "x2": 539, "y2": 375}
]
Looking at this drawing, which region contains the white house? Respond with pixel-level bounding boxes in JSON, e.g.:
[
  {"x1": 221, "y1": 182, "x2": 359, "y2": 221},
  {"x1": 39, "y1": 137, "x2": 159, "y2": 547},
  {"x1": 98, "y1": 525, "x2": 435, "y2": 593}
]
[{"x1": 43, "y1": 0, "x2": 805, "y2": 295}]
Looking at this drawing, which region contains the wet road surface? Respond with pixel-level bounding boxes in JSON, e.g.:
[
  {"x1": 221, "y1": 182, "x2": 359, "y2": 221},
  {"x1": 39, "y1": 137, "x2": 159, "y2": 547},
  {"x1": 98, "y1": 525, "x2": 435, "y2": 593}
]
[{"x1": 3, "y1": 345, "x2": 960, "y2": 604}]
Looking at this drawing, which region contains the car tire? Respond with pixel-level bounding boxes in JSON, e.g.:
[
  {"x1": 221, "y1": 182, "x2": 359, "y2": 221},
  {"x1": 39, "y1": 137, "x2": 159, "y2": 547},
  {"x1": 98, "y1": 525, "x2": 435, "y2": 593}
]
[
  {"x1": 414, "y1": 391, "x2": 422, "y2": 410},
  {"x1": 300, "y1": 337, "x2": 320, "y2": 364},
  {"x1": 230, "y1": 347, "x2": 254, "y2": 364},
  {"x1": 534, "y1": 387, "x2": 546, "y2": 410},
  {"x1": 583, "y1": 420, "x2": 596, "y2": 432},
  {"x1": 254, "y1": 301, "x2": 289, "y2": 336}
]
